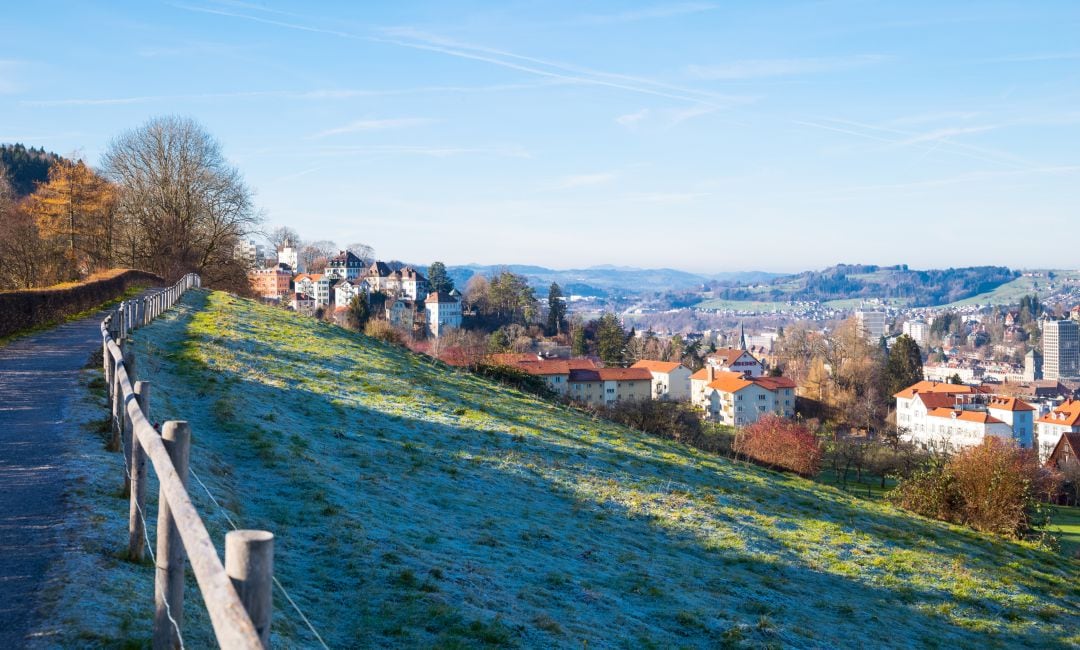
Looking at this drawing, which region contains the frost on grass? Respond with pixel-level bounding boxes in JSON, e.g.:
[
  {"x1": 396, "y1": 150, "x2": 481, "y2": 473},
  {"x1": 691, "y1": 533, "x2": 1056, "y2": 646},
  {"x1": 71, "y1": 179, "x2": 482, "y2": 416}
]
[{"x1": 39, "y1": 290, "x2": 1080, "y2": 649}]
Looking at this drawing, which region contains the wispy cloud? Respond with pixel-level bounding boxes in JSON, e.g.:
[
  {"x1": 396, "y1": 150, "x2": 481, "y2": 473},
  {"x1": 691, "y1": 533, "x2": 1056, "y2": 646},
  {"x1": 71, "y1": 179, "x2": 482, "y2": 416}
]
[
  {"x1": 982, "y1": 52, "x2": 1080, "y2": 63},
  {"x1": 886, "y1": 111, "x2": 982, "y2": 126},
  {"x1": 688, "y1": 54, "x2": 888, "y2": 80},
  {"x1": 23, "y1": 82, "x2": 554, "y2": 107},
  {"x1": 627, "y1": 191, "x2": 710, "y2": 203},
  {"x1": 302, "y1": 144, "x2": 532, "y2": 159},
  {"x1": 795, "y1": 116, "x2": 1029, "y2": 168},
  {"x1": 577, "y1": 2, "x2": 717, "y2": 24},
  {"x1": 616, "y1": 109, "x2": 650, "y2": 128},
  {"x1": 311, "y1": 118, "x2": 437, "y2": 138},
  {"x1": 893, "y1": 125, "x2": 1001, "y2": 147},
  {"x1": 551, "y1": 172, "x2": 619, "y2": 189},
  {"x1": 666, "y1": 105, "x2": 716, "y2": 128},
  {"x1": 172, "y1": 4, "x2": 750, "y2": 110}
]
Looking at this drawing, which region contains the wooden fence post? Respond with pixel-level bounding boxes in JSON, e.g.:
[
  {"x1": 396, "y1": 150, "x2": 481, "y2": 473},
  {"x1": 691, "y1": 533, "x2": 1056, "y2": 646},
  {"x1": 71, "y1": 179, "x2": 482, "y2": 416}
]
[
  {"x1": 154, "y1": 421, "x2": 190, "y2": 650},
  {"x1": 225, "y1": 530, "x2": 274, "y2": 647},
  {"x1": 110, "y1": 356, "x2": 123, "y2": 451},
  {"x1": 129, "y1": 381, "x2": 150, "y2": 561}
]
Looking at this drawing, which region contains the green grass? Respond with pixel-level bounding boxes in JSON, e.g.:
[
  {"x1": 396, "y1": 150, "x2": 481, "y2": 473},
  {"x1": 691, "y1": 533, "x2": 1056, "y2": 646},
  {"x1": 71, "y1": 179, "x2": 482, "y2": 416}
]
[
  {"x1": 940, "y1": 271, "x2": 1080, "y2": 308},
  {"x1": 40, "y1": 289, "x2": 1080, "y2": 649},
  {"x1": 814, "y1": 468, "x2": 897, "y2": 501},
  {"x1": 1046, "y1": 505, "x2": 1080, "y2": 557}
]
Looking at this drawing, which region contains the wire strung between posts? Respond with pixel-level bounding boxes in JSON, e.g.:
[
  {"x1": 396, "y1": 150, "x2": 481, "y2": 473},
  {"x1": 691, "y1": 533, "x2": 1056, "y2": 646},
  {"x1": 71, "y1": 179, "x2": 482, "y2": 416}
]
[
  {"x1": 119, "y1": 440, "x2": 186, "y2": 650},
  {"x1": 188, "y1": 467, "x2": 331, "y2": 650}
]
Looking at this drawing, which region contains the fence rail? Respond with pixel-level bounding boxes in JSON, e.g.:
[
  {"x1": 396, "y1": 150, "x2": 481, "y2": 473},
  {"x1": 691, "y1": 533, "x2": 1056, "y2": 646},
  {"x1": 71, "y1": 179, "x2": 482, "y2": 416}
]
[{"x1": 102, "y1": 273, "x2": 273, "y2": 649}]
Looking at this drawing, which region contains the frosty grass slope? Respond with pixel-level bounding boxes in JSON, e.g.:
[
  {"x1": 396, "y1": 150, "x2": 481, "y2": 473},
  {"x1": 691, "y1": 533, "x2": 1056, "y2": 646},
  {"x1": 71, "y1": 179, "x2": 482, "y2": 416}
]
[{"x1": 39, "y1": 290, "x2": 1079, "y2": 648}]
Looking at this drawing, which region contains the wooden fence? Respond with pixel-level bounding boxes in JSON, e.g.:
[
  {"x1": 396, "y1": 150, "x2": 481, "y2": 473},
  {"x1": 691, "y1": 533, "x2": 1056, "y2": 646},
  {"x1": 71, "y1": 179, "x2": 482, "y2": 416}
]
[{"x1": 102, "y1": 273, "x2": 273, "y2": 649}]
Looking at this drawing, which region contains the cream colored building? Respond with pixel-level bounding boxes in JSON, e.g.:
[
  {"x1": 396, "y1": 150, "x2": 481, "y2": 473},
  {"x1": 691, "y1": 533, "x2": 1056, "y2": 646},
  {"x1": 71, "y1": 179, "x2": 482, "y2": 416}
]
[
  {"x1": 631, "y1": 360, "x2": 692, "y2": 401},
  {"x1": 568, "y1": 368, "x2": 652, "y2": 406}
]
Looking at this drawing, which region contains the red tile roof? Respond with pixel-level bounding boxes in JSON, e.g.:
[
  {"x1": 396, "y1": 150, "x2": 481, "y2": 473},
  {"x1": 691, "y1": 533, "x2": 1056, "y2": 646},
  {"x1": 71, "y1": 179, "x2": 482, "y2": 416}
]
[
  {"x1": 569, "y1": 368, "x2": 652, "y2": 382},
  {"x1": 926, "y1": 408, "x2": 1005, "y2": 425},
  {"x1": 707, "y1": 372, "x2": 755, "y2": 393},
  {"x1": 1037, "y1": 399, "x2": 1080, "y2": 427},
  {"x1": 893, "y1": 380, "x2": 983, "y2": 399},
  {"x1": 707, "y1": 348, "x2": 755, "y2": 366},
  {"x1": 752, "y1": 376, "x2": 797, "y2": 391},
  {"x1": 986, "y1": 396, "x2": 1036, "y2": 412},
  {"x1": 631, "y1": 360, "x2": 684, "y2": 374}
]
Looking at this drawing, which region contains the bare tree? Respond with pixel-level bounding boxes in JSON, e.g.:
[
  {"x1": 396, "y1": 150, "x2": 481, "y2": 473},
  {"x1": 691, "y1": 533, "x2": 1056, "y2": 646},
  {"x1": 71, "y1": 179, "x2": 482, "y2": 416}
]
[
  {"x1": 102, "y1": 116, "x2": 261, "y2": 287},
  {"x1": 299, "y1": 240, "x2": 337, "y2": 273},
  {"x1": 345, "y1": 242, "x2": 374, "y2": 264},
  {"x1": 267, "y1": 226, "x2": 301, "y2": 251}
]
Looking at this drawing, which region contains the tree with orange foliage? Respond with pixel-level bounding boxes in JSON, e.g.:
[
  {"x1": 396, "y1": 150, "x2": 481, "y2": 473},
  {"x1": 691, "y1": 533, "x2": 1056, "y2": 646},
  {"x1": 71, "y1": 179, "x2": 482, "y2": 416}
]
[
  {"x1": 734, "y1": 415, "x2": 822, "y2": 476},
  {"x1": 26, "y1": 158, "x2": 117, "y2": 278}
]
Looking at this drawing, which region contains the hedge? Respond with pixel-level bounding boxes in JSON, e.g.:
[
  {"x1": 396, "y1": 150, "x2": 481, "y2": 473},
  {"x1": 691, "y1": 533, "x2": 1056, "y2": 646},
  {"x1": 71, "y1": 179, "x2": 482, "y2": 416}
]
[{"x1": 0, "y1": 269, "x2": 165, "y2": 338}]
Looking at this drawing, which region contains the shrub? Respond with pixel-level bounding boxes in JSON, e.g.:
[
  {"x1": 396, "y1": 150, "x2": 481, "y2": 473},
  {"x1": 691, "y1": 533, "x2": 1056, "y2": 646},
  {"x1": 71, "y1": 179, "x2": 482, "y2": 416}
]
[
  {"x1": 889, "y1": 438, "x2": 1060, "y2": 538},
  {"x1": 0, "y1": 268, "x2": 163, "y2": 337},
  {"x1": 733, "y1": 415, "x2": 822, "y2": 477},
  {"x1": 364, "y1": 319, "x2": 405, "y2": 346}
]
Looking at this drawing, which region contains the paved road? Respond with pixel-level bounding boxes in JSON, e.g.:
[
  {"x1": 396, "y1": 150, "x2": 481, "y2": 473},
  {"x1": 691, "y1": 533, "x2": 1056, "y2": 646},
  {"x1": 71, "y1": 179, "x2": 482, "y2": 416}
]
[{"x1": 0, "y1": 307, "x2": 131, "y2": 648}]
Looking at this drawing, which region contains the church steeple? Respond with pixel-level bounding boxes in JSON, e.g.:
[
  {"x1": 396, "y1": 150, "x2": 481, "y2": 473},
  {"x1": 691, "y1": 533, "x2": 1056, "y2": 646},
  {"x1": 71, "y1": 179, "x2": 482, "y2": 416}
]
[{"x1": 739, "y1": 322, "x2": 747, "y2": 351}]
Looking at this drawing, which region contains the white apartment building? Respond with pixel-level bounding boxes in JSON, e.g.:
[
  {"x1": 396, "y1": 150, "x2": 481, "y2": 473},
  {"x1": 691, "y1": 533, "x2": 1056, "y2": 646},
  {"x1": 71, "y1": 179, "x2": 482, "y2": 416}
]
[
  {"x1": 705, "y1": 348, "x2": 764, "y2": 377},
  {"x1": 424, "y1": 291, "x2": 462, "y2": 338},
  {"x1": 1043, "y1": 319, "x2": 1080, "y2": 380},
  {"x1": 902, "y1": 320, "x2": 929, "y2": 347},
  {"x1": 895, "y1": 381, "x2": 1035, "y2": 452},
  {"x1": 1036, "y1": 399, "x2": 1080, "y2": 463},
  {"x1": 691, "y1": 366, "x2": 796, "y2": 426},
  {"x1": 630, "y1": 360, "x2": 692, "y2": 401}
]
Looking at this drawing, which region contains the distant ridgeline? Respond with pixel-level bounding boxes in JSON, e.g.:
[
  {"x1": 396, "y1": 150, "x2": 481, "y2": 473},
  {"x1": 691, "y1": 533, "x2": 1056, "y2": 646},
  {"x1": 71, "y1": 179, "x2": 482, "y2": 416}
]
[
  {"x1": 0, "y1": 143, "x2": 65, "y2": 197},
  {"x1": 707, "y1": 264, "x2": 1019, "y2": 307}
]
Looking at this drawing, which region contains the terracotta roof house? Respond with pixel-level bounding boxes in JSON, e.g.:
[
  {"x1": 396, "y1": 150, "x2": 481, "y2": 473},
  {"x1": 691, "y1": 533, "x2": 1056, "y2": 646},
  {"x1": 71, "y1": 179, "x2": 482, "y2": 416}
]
[{"x1": 631, "y1": 360, "x2": 692, "y2": 400}]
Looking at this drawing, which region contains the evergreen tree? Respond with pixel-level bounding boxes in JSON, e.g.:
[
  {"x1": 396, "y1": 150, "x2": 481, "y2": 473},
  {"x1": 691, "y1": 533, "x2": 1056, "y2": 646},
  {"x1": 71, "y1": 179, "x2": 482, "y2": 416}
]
[
  {"x1": 885, "y1": 334, "x2": 924, "y2": 395},
  {"x1": 427, "y1": 261, "x2": 454, "y2": 294},
  {"x1": 571, "y1": 318, "x2": 588, "y2": 357},
  {"x1": 546, "y1": 282, "x2": 567, "y2": 336},
  {"x1": 346, "y1": 294, "x2": 370, "y2": 331},
  {"x1": 596, "y1": 313, "x2": 627, "y2": 366}
]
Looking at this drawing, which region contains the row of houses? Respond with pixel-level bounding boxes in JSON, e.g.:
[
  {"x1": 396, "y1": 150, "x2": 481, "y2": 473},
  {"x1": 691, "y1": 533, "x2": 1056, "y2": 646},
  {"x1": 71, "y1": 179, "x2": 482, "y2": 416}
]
[
  {"x1": 249, "y1": 251, "x2": 463, "y2": 337},
  {"x1": 493, "y1": 346, "x2": 796, "y2": 426},
  {"x1": 894, "y1": 379, "x2": 1080, "y2": 462}
]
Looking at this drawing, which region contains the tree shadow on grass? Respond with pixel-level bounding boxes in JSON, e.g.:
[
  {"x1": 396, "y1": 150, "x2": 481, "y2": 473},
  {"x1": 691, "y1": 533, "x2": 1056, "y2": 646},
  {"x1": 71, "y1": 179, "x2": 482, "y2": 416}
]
[{"x1": 128, "y1": 291, "x2": 1079, "y2": 648}]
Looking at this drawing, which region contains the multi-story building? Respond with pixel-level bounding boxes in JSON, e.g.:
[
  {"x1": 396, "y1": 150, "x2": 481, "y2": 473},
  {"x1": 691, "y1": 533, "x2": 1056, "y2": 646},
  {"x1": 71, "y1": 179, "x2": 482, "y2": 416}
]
[
  {"x1": 362, "y1": 261, "x2": 429, "y2": 300},
  {"x1": 895, "y1": 381, "x2": 1035, "y2": 452},
  {"x1": 278, "y1": 242, "x2": 300, "y2": 273},
  {"x1": 1024, "y1": 349, "x2": 1043, "y2": 382},
  {"x1": 691, "y1": 366, "x2": 795, "y2": 426},
  {"x1": 235, "y1": 239, "x2": 268, "y2": 269},
  {"x1": 568, "y1": 368, "x2": 653, "y2": 406},
  {"x1": 855, "y1": 310, "x2": 887, "y2": 342},
  {"x1": 248, "y1": 265, "x2": 292, "y2": 300},
  {"x1": 333, "y1": 278, "x2": 369, "y2": 308},
  {"x1": 704, "y1": 348, "x2": 764, "y2": 377},
  {"x1": 424, "y1": 291, "x2": 462, "y2": 338},
  {"x1": 325, "y1": 250, "x2": 364, "y2": 281},
  {"x1": 630, "y1": 360, "x2": 692, "y2": 401},
  {"x1": 1036, "y1": 399, "x2": 1080, "y2": 463},
  {"x1": 1043, "y1": 319, "x2": 1080, "y2": 380},
  {"x1": 902, "y1": 320, "x2": 929, "y2": 347},
  {"x1": 511, "y1": 358, "x2": 598, "y2": 395}
]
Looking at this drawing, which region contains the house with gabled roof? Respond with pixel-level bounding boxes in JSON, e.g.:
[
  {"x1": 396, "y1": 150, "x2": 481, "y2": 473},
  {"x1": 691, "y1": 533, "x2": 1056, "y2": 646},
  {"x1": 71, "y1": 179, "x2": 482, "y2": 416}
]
[
  {"x1": 511, "y1": 358, "x2": 597, "y2": 395},
  {"x1": 705, "y1": 347, "x2": 764, "y2": 377},
  {"x1": 690, "y1": 366, "x2": 796, "y2": 426},
  {"x1": 631, "y1": 360, "x2": 691, "y2": 401},
  {"x1": 325, "y1": 250, "x2": 364, "y2": 281},
  {"x1": 1037, "y1": 399, "x2": 1080, "y2": 463}
]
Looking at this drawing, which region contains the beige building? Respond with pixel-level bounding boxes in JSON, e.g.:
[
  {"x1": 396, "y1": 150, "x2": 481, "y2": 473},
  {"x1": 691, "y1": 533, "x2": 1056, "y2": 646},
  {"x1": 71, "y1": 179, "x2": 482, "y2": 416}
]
[
  {"x1": 631, "y1": 360, "x2": 692, "y2": 401},
  {"x1": 568, "y1": 368, "x2": 652, "y2": 406},
  {"x1": 691, "y1": 367, "x2": 796, "y2": 426}
]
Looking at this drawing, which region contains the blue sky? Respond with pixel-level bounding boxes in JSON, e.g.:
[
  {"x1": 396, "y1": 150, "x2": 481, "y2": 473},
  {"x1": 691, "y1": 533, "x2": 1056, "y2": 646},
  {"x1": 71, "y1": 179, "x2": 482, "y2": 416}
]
[{"x1": 3, "y1": 1, "x2": 1079, "y2": 273}]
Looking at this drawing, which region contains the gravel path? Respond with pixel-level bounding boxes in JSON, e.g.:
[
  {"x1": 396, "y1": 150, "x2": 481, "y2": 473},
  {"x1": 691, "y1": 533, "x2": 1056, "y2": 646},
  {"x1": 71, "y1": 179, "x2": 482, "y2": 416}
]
[{"x1": 0, "y1": 306, "x2": 138, "y2": 648}]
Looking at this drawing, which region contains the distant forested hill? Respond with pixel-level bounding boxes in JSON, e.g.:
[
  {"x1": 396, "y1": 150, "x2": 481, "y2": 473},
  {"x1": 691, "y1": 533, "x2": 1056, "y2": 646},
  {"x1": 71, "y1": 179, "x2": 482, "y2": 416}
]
[
  {"x1": 0, "y1": 144, "x2": 63, "y2": 197},
  {"x1": 707, "y1": 264, "x2": 1019, "y2": 307}
]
